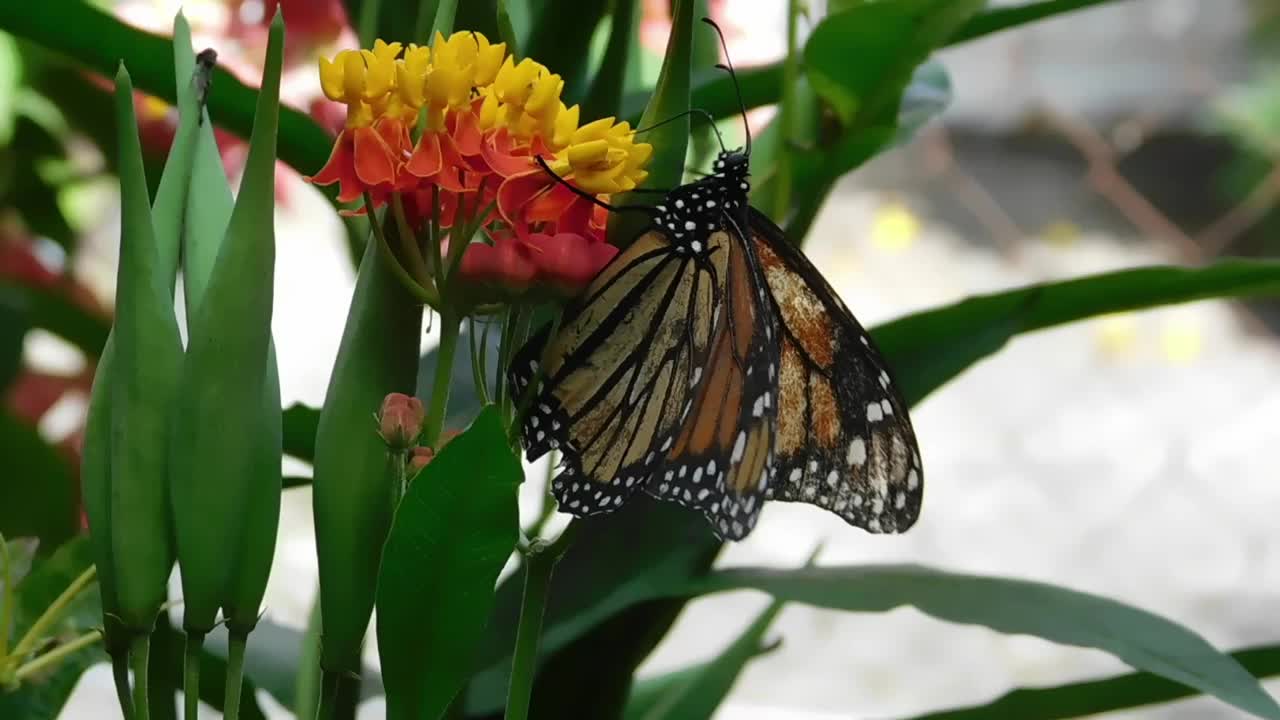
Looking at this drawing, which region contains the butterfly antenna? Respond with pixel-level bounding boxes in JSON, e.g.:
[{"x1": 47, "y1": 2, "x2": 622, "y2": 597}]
[
  {"x1": 533, "y1": 156, "x2": 658, "y2": 217},
  {"x1": 701, "y1": 18, "x2": 750, "y2": 155},
  {"x1": 635, "y1": 108, "x2": 727, "y2": 154}
]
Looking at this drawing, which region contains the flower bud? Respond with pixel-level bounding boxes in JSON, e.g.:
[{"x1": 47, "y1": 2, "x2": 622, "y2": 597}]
[
  {"x1": 378, "y1": 392, "x2": 424, "y2": 450},
  {"x1": 408, "y1": 446, "x2": 434, "y2": 476}
]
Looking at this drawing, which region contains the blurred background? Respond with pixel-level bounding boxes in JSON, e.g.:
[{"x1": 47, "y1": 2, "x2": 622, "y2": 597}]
[{"x1": 4, "y1": 0, "x2": 1280, "y2": 717}]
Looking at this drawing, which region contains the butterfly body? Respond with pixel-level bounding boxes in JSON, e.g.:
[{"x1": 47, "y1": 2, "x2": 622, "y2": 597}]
[{"x1": 509, "y1": 147, "x2": 921, "y2": 541}]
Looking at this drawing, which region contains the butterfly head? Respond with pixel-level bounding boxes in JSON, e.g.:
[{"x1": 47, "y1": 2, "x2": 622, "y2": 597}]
[{"x1": 654, "y1": 150, "x2": 751, "y2": 251}]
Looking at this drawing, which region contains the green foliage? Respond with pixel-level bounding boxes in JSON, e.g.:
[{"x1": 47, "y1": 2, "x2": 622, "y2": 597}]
[
  {"x1": 376, "y1": 407, "x2": 521, "y2": 720},
  {"x1": 4, "y1": 2, "x2": 1280, "y2": 720}
]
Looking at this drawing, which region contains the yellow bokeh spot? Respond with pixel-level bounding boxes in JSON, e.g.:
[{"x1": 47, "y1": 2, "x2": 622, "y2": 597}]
[
  {"x1": 1160, "y1": 317, "x2": 1203, "y2": 365},
  {"x1": 1042, "y1": 219, "x2": 1081, "y2": 248},
  {"x1": 870, "y1": 201, "x2": 920, "y2": 252},
  {"x1": 1094, "y1": 312, "x2": 1138, "y2": 359}
]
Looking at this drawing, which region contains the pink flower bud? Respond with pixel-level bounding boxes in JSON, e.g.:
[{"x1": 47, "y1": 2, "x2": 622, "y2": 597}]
[{"x1": 378, "y1": 392, "x2": 424, "y2": 450}]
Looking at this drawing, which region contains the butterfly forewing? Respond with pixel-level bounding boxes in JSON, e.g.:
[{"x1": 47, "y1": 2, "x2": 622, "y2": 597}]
[
  {"x1": 511, "y1": 230, "x2": 721, "y2": 515},
  {"x1": 749, "y1": 209, "x2": 922, "y2": 533}
]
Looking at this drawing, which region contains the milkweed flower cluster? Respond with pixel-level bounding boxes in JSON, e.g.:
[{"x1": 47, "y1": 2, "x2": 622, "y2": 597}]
[{"x1": 308, "y1": 32, "x2": 653, "y2": 301}]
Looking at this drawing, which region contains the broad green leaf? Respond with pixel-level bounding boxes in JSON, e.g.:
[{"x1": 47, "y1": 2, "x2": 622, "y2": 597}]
[
  {"x1": 0, "y1": 282, "x2": 28, "y2": 389},
  {"x1": 0, "y1": 411, "x2": 77, "y2": 562},
  {"x1": 805, "y1": 0, "x2": 982, "y2": 128},
  {"x1": 624, "y1": 598, "x2": 783, "y2": 720},
  {"x1": 376, "y1": 407, "x2": 521, "y2": 720},
  {"x1": 680, "y1": 566, "x2": 1280, "y2": 720},
  {"x1": 908, "y1": 644, "x2": 1280, "y2": 720},
  {"x1": 0, "y1": 538, "x2": 105, "y2": 720},
  {"x1": 0, "y1": 1, "x2": 331, "y2": 178},
  {"x1": 872, "y1": 260, "x2": 1280, "y2": 406}
]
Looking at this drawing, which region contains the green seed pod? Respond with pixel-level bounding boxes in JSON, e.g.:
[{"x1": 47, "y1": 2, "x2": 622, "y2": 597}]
[
  {"x1": 168, "y1": 13, "x2": 284, "y2": 635},
  {"x1": 313, "y1": 231, "x2": 424, "y2": 679},
  {"x1": 99, "y1": 66, "x2": 184, "y2": 634}
]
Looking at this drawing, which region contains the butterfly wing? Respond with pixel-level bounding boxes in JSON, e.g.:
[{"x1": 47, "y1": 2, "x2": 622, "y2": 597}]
[
  {"x1": 643, "y1": 216, "x2": 781, "y2": 540},
  {"x1": 509, "y1": 230, "x2": 721, "y2": 516},
  {"x1": 748, "y1": 208, "x2": 923, "y2": 533}
]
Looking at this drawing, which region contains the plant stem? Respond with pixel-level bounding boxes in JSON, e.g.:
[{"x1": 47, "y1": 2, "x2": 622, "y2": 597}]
[
  {"x1": 13, "y1": 630, "x2": 102, "y2": 682},
  {"x1": 0, "y1": 532, "x2": 12, "y2": 660},
  {"x1": 183, "y1": 631, "x2": 204, "y2": 720},
  {"x1": 11, "y1": 565, "x2": 96, "y2": 659},
  {"x1": 293, "y1": 594, "x2": 324, "y2": 720},
  {"x1": 223, "y1": 632, "x2": 248, "y2": 720},
  {"x1": 504, "y1": 521, "x2": 580, "y2": 720},
  {"x1": 111, "y1": 651, "x2": 135, "y2": 720},
  {"x1": 423, "y1": 312, "x2": 461, "y2": 449},
  {"x1": 316, "y1": 669, "x2": 360, "y2": 720},
  {"x1": 130, "y1": 635, "x2": 151, "y2": 720},
  {"x1": 366, "y1": 193, "x2": 441, "y2": 307}
]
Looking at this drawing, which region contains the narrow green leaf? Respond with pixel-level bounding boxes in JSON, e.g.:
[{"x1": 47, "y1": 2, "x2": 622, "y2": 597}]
[
  {"x1": 908, "y1": 644, "x2": 1280, "y2": 720},
  {"x1": 524, "y1": 0, "x2": 609, "y2": 100},
  {"x1": 376, "y1": 407, "x2": 521, "y2": 720},
  {"x1": 0, "y1": 281, "x2": 109, "y2": 358},
  {"x1": 429, "y1": 0, "x2": 459, "y2": 38},
  {"x1": 580, "y1": 0, "x2": 638, "y2": 119},
  {"x1": 495, "y1": 0, "x2": 530, "y2": 58},
  {"x1": 609, "y1": 0, "x2": 694, "y2": 245},
  {"x1": 950, "y1": 0, "x2": 1125, "y2": 45},
  {"x1": 0, "y1": 538, "x2": 106, "y2": 720},
  {"x1": 872, "y1": 260, "x2": 1280, "y2": 405},
  {"x1": 681, "y1": 566, "x2": 1280, "y2": 720},
  {"x1": 625, "y1": 598, "x2": 783, "y2": 720},
  {"x1": 312, "y1": 234, "x2": 424, "y2": 676},
  {"x1": 0, "y1": 1, "x2": 332, "y2": 179}
]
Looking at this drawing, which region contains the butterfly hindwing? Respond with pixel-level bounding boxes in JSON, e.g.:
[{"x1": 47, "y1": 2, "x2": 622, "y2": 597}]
[
  {"x1": 643, "y1": 221, "x2": 780, "y2": 540},
  {"x1": 748, "y1": 208, "x2": 922, "y2": 533}
]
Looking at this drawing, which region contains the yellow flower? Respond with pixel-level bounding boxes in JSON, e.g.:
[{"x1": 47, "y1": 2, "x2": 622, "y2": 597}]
[
  {"x1": 485, "y1": 56, "x2": 565, "y2": 141},
  {"x1": 549, "y1": 117, "x2": 652, "y2": 194},
  {"x1": 395, "y1": 44, "x2": 431, "y2": 109},
  {"x1": 319, "y1": 44, "x2": 399, "y2": 125},
  {"x1": 431, "y1": 31, "x2": 506, "y2": 88}
]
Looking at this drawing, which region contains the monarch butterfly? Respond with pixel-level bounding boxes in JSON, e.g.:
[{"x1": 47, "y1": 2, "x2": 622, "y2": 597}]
[{"x1": 507, "y1": 21, "x2": 922, "y2": 541}]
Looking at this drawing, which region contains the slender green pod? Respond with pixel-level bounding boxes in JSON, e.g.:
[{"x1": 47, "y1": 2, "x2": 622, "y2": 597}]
[
  {"x1": 312, "y1": 230, "x2": 424, "y2": 684},
  {"x1": 80, "y1": 16, "x2": 207, "y2": 714},
  {"x1": 168, "y1": 12, "x2": 285, "y2": 635},
  {"x1": 104, "y1": 65, "x2": 184, "y2": 634}
]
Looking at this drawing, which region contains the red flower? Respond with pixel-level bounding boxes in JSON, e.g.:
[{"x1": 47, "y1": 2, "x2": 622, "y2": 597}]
[
  {"x1": 527, "y1": 232, "x2": 618, "y2": 293},
  {"x1": 459, "y1": 236, "x2": 538, "y2": 295}
]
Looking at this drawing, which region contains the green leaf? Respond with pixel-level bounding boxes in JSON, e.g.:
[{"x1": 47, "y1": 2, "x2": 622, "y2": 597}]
[
  {"x1": 907, "y1": 644, "x2": 1280, "y2": 720},
  {"x1": 805, "y1": 0, "x2": 982, "y2": 128},
  {"x1": 0, "y1": 280, "x2": 110, "y2": 358},
  {"x1": 0, "y1": 538, "x2": 106, "y2": 720},
  {"x1": 524, "y1": 0, "x2": 609, "y2": 100},
  {"x1": 0, "y1": 411, "x2": 76, "y2": 550},
  {"x1": 282, "y1": 403, "x2": 320, "y2": 461},
  {"x1": 496, "y1": 0, "x2": 531, "y2": 58},
  {"x1": 872, "y1": 260, "x2": 1280, "y2": 406},
  {"x1": 0, "y1": 1, "x2": 332, "y2": 178},
  {"x1": 680, "y1": 566, "x2": 1280, "y2": 720},
  {"x1": 950, "y1": 0, "x2": 1124, "y2": 45},
  {"x1": 580, "y1": 0, "x2": 638, "y2": 119},
  {"x1": 465, "y1": 497, "x2": 719, "y2": 715},
  {"x1": 376, "y1": 407, "x2": 521, "y2": 720},
  {"x1": 623, "y1": 598, "x2": 783, "y2": 720}
]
